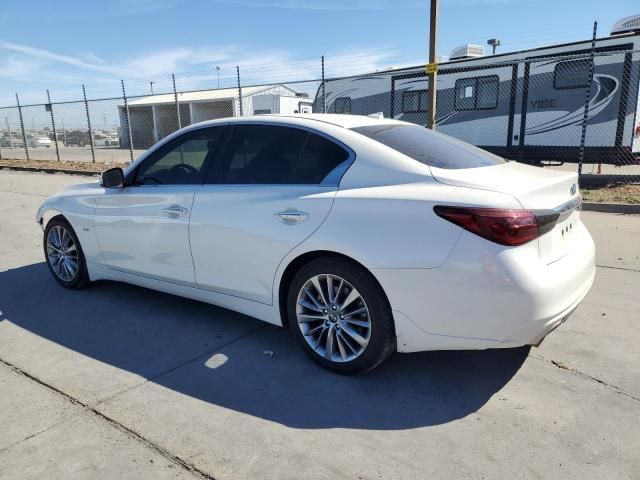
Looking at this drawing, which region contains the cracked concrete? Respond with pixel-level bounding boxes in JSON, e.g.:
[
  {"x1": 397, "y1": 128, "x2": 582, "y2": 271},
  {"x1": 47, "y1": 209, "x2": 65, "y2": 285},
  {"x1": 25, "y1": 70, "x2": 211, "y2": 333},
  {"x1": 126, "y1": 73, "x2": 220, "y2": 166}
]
[
  {"x1": 530, "y1": 353, "x2": 640, "y2": 403},
  {"x1": 1, "y1": 170, "x2": 639, "y2": 479}
]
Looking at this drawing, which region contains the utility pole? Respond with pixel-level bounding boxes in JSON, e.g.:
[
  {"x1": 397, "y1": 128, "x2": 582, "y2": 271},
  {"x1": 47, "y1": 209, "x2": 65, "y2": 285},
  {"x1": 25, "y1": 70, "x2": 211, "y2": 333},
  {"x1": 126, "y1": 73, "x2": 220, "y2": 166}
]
[
  {"x1": 150, "y1": 81, "x2": 155, "y2": 95},
  {"x1": 426, "y1": 0, "x2": 439, "y2": 129},
  {"x1": 216, "y1": 66, "x2": 221, "y2": 88}
]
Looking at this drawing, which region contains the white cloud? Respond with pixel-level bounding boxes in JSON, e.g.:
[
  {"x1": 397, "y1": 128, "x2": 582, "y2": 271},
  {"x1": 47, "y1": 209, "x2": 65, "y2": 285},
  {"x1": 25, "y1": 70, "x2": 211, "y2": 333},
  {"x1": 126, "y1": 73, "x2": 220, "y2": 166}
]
[
  {"x1": 0, "y1": 42, "x2": 115, "y2": 74},
  {"x1": 0, "y1": 40, "x2": 409, "y2": 105}
]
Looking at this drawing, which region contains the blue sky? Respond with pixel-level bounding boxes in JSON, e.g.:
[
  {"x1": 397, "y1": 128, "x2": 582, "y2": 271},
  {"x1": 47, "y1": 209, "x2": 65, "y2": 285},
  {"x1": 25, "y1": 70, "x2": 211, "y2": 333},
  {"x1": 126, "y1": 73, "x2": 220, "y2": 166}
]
[{"x1": 0, "y1": 0, "x2": 638, "y2": 105}]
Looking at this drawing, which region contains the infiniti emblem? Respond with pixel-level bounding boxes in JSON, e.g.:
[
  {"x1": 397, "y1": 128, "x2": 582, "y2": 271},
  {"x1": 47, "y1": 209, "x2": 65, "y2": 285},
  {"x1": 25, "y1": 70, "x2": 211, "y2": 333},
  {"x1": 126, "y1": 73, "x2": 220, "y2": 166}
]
[{"x1": 570, "y1": 184, "x2": 577, "y2": 195}]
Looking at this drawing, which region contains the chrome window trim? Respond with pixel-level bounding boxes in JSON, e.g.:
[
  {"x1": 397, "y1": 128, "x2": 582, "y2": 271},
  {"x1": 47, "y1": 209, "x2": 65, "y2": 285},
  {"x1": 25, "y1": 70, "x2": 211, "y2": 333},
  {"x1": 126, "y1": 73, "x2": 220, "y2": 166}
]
[{"x1": 124, "y1": 120, "x2": 356, "y2": 188}]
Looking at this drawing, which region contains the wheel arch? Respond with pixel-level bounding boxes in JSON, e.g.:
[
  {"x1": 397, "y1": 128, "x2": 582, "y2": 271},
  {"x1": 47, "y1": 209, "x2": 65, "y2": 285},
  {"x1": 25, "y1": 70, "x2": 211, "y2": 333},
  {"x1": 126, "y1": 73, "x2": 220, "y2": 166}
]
[
  {"x1": 276, "y1": 249, "x2": 393, "y2": 330},
  {"x1": 37, "y1": 207, "x2": 66, "y2": 229}
]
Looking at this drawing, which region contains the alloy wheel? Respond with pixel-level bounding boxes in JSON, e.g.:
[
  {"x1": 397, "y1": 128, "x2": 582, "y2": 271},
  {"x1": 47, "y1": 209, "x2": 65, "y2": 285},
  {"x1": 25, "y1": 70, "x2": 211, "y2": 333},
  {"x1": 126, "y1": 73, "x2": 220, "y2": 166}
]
[
  {"x1": 46, "y1": 225, "x2": 79, "y2": 282},
  {"x1": 296, "y1": 274, "x2": 372, "y2": 363}
]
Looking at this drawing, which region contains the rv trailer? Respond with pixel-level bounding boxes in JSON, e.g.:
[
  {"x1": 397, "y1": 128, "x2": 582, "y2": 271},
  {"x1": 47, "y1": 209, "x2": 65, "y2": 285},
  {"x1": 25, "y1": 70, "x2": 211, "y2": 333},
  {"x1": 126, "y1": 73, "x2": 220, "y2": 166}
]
[{"x1": 314, "y1": 15, "x2": 640, "y2": 164}]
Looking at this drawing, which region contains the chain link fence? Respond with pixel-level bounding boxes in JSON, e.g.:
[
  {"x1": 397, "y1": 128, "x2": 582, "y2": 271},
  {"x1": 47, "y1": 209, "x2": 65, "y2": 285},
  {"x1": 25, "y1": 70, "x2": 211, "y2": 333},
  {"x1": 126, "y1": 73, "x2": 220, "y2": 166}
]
[{"x1": 1, "y1": 51, "x2": 639, "y2": 185}]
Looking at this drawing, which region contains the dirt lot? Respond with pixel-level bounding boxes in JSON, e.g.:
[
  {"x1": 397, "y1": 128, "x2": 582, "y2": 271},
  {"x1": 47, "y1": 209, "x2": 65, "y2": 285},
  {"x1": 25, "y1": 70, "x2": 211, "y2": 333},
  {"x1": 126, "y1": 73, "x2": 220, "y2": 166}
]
[
  {"x1": 0, "y1": 158, "x2": 126, "y2": 174},
  {"x1": 581, "y1": 184, "x2": 640, "y2": 204},
  {"x1": 0, "y1": 170, "x2": 639, "y2": 479}
]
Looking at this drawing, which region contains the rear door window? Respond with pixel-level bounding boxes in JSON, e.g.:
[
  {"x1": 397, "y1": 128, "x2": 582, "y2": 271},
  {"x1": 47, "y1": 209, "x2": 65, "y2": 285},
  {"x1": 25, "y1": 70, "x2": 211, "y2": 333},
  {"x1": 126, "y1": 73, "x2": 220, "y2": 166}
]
[
  {"x1": 292, "y1": 133, "x2": 350, "y2": 184},
  {"x1": 352, "y1": 123, "x2": 506, "y2": 169},
  {"x1": 213, "y1": 124, "x2": 307, "y2": 184},
  {"x1": 210, "y1": 125, "x2": 352, "y2": 185}
]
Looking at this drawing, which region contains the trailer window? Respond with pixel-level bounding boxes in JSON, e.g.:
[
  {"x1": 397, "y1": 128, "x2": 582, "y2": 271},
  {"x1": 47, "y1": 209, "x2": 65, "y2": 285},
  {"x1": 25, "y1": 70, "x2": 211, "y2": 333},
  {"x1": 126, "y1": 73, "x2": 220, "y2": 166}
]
[
  {"x1": 454, "y1": 75, "x2": 499, "y2": 110},
  {"x1": 402, "y1": 90, "x2": 427, "y2": 113},
  {"x1": 352, "y1": 123, "x2": 505, "y2": 169},
  {"x1": 554, "y1": 60, "x2": 590, "y2": 89},
  {"x1": 334, "y1": 97, "x2": 351, "y2": 114}
]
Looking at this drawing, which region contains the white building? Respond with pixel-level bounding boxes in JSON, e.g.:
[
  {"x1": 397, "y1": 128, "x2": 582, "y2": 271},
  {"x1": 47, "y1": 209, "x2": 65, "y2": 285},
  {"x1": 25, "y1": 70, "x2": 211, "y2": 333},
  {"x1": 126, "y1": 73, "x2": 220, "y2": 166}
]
[{"x1": 118, "y1": 84, "x2": 313, "y2": 148}]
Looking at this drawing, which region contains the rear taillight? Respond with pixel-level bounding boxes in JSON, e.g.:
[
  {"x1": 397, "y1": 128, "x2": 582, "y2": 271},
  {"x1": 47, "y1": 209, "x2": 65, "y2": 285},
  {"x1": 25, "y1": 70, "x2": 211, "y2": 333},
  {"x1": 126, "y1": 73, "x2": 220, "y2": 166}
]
[{"x1": 434, "y1": 206, "x2": 556, "y2": 246}]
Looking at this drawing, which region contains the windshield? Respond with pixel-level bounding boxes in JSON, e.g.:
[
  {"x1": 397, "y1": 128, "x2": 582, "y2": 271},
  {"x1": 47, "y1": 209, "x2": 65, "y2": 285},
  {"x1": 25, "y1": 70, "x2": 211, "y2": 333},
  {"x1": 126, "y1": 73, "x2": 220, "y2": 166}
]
[{"x1": 351, "y1": 123, "x2": 506, "y2": 169}]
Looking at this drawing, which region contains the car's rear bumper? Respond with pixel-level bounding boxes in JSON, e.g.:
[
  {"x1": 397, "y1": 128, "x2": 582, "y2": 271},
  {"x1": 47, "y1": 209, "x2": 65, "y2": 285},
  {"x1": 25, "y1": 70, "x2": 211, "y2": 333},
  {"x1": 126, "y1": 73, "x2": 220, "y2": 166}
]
[{"x1": 372, "y1": 221, "x2": 596, "y2": 353}]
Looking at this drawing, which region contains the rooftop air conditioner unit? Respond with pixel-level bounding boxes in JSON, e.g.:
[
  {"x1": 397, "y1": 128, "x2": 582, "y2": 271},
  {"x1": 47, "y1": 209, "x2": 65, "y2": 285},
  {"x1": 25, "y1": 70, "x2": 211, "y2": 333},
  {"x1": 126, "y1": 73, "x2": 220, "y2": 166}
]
[
  {"x1": 611, "y1": 14, "x2": 640, "y2": 35},
  {"x1": 449, "y1": 44, "x2": 485, "y2": 60}
]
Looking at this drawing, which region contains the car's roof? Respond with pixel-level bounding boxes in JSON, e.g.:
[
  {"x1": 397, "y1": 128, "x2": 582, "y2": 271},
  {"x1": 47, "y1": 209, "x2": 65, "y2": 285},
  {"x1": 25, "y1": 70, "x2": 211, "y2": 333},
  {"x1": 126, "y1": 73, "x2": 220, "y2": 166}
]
[
  {"x1": 188, "y1": 113, "x2": 406, "y2": 131},
  {"x1": 275, "y1": 113, "x2": 403, "y2": 129}
]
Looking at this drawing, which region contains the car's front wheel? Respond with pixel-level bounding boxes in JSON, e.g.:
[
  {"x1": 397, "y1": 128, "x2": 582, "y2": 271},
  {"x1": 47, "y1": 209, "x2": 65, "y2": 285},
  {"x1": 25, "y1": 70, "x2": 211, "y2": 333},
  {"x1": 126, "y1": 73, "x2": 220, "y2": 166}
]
[
  {"x1": 288, "y1": 257, "x2": 396, "y2": 374},
  {"x1": 43, "y1": 217, "x2": 90, "y2": 289}
]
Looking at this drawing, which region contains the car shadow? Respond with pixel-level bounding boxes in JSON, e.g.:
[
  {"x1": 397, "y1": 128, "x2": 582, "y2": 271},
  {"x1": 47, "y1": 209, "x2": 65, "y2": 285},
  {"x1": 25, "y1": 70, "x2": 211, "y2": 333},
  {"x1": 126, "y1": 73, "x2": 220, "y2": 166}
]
[{"x1": 0, "y1": 262, "x2": 529, "y2": 430}]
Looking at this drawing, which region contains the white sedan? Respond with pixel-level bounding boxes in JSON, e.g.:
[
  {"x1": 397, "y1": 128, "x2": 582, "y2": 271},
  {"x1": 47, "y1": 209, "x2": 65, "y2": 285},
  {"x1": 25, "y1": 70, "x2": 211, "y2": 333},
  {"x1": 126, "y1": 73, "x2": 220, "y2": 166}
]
[{"x1": 37, "y1": 114, "x2": 595, "y2": 373}]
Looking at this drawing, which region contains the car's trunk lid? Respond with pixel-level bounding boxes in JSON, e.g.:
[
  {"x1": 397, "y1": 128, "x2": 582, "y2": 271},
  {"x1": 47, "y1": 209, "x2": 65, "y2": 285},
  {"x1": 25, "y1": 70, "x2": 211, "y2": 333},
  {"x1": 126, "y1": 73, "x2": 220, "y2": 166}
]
[{"x1": 430, "y1": 161, "x2": 582, "y2": 264}]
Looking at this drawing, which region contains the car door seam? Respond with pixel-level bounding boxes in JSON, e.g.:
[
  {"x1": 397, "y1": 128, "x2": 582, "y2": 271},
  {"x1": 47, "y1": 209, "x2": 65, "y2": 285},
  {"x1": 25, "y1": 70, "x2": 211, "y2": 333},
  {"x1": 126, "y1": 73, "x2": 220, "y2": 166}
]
[
  {"x1": 187, "y1": 187, "x2": 200, "y2": 283},
  {"x1": 269, "y1": 188, "x2": 340, "y2": 305}
]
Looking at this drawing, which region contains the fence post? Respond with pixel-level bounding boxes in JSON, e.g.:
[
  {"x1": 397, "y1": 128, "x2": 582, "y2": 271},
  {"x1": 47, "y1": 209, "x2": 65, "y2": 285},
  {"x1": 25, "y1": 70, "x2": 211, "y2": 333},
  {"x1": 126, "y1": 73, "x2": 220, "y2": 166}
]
[
  {"x1": 121, "y1": 80, "x2": 134, "y2": 162},
  {"x1": 321, "y1": 56, "x2": 326, "y2": 113},
  {"x1": 578, "y1": 21, "x2": 597, "y2": 185},
  {"x1": 82, "y1": 85, "x2": 96, "y2": 163},
  {"x1": 46, "y1": 90, "x2": 61, "y2": 162},
  {"x1": 16, "y1": 93, "x2": 29, "y2": 161},
  {"x1": 236, "y1": 66, "x2": 243, "y2": 116},
  {"x1": 172, "y1": 74, "x2": 182, "y2": 130}
]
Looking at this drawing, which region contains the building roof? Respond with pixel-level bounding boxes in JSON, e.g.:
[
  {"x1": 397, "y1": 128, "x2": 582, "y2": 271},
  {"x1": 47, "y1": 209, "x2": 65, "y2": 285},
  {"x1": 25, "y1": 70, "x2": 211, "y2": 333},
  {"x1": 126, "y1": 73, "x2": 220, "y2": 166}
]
[{"x1": 125, "y1": 84, "x2": 303, "y2": 107}]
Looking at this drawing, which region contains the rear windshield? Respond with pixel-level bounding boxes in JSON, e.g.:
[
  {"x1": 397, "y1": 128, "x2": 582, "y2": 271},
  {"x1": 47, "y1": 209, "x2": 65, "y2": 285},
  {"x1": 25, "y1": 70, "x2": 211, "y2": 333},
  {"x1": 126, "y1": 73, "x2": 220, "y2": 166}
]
[{"x1": 351, "y1": 123, "x2": 506, "y2": 169}]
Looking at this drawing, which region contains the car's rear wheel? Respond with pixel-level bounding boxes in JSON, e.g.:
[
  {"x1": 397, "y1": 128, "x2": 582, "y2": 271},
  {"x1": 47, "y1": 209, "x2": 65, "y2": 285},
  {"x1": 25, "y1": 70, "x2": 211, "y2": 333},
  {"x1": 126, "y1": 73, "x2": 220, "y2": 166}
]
[
  {"x1": 288, "y1": 257, "x2": 396, "y2": 374},
  {"x1": 43, "y1": 217, "x2": 90, "y2": 289}
]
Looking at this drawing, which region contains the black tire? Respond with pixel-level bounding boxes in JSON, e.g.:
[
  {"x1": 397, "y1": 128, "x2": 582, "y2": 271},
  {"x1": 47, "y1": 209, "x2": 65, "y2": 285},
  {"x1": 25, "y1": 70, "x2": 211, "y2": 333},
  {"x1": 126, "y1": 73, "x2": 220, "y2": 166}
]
[
  {"x1": 43, "y1": 216, "x2": 90, "y2": 289},
  {"x1": 287, "y1": 257, "x2": 396, "y2": 374}
]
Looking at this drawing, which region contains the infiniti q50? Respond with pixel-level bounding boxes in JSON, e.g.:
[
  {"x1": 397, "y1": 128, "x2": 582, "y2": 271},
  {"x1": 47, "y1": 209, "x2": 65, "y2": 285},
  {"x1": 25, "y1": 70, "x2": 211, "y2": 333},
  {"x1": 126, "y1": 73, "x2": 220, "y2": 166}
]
[{"x1": 37, "y1": 114, "x2": 595, "y2": 373}]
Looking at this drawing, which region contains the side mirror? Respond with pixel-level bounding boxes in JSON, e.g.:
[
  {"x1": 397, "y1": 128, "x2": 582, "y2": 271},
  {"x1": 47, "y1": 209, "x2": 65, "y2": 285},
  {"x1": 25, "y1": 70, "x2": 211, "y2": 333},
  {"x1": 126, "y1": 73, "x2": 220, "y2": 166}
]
[{"x1": 100, "y1": 167, "x2": 125, "y2": 188}]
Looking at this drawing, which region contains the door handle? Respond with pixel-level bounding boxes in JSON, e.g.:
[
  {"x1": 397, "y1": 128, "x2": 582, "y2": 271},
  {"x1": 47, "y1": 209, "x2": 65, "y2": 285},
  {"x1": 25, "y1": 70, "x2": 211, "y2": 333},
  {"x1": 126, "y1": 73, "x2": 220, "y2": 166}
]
[
  {"x1": 274, "y1": 210, "x2": 309, "y2": 225},
  {"x1": 162, "y1": 206, "x2": 188, "y2": 217}
]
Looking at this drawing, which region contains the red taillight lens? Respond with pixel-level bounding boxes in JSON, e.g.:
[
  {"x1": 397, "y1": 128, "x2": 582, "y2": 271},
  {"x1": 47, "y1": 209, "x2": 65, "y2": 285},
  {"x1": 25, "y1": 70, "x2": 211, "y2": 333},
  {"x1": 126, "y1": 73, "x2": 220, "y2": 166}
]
[{"x1": 434, "y1": 206, "x2": 541, "y2": 246}]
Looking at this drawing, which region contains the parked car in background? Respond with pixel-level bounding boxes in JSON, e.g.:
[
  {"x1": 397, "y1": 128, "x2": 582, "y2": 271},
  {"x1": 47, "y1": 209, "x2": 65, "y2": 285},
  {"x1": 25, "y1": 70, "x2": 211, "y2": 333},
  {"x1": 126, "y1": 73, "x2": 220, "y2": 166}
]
[
  {"x1": 64, "y1": 130, "x2": 91, "y2": 147},
  {"x1": 93, "y1": 133, "x2": 120, "y2": 147},
  {"x1": 105, "y1": 134, "x2": 119, "y2": 147},
  {"x1": 0, "y1": 132, "x2": 24, "y2": 148},
  {"x1": 36, "y1": 114, "x2": 596, "y2": 374},
  {"x1": 29, "y1": 135, "x2": 52, "y2": 148}
]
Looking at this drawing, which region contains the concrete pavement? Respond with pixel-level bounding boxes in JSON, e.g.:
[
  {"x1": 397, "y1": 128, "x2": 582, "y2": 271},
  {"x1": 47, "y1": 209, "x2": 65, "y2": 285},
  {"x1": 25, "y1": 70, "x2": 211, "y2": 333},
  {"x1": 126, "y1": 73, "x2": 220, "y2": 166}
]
[{"x1": 0, "y1": 170, "x2": 639, "y2": 479}]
